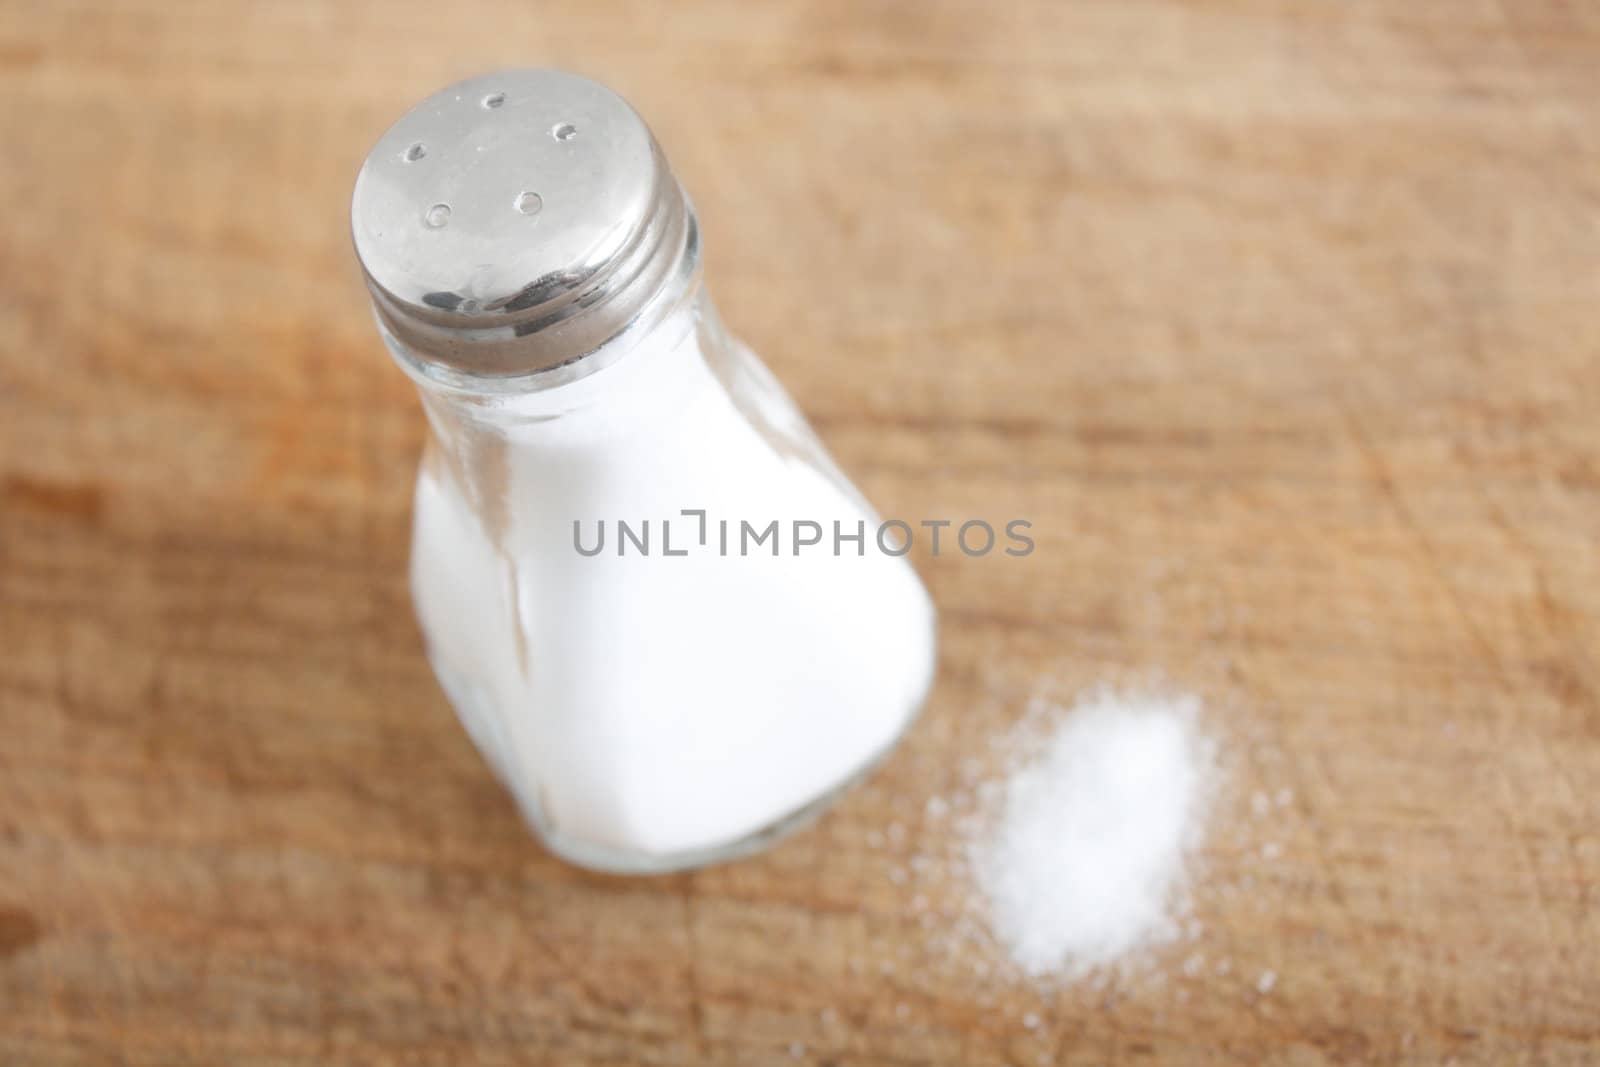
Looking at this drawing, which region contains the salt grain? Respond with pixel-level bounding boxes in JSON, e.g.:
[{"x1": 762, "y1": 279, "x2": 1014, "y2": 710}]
[{"x1": 968, "y1": 688, "x2": 1218, "y2": 978}]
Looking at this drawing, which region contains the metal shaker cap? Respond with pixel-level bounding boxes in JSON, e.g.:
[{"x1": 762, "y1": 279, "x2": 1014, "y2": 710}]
[{"x1": 352, "y1": 70, "x2": 698, "y2": 387}]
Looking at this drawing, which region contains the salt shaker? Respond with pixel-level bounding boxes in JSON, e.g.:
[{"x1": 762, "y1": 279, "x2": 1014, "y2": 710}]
[{"x1": 352, "y1": 71, "x2": 936, "y2": 872}]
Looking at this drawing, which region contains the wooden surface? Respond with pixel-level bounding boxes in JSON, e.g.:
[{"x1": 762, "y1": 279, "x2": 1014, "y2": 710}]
[{"x1": 2, "y1": 1, "x2": 1598, "y2": 1063}]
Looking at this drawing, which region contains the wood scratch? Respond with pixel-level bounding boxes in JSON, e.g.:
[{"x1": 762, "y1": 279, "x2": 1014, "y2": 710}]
[{"x1": 680, "y1": 875, "x2": 710, "y2": 1056}]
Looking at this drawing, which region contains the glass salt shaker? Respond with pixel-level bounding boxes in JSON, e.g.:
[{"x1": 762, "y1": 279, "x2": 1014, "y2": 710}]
[{"x1": 352, "y1": 70, "x2": 936, "y2": 873}]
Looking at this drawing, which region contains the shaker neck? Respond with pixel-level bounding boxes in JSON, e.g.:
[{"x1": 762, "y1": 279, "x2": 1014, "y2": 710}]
[
  {"x1": 377, "y1": 210, "x2": 702, "y2": 404},
  {"x1": 408, "y1": 278, "x2": 713, "y2": 434}
]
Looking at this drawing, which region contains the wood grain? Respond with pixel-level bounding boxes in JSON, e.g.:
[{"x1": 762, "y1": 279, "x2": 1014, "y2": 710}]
[{"x1": 2, "y1": 0, "x2": 1597, "y2": 1063}]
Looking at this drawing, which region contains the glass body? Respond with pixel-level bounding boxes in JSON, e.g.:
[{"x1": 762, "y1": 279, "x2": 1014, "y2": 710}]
[{"x1": 401, "y1": 283, "x2": 937, "y2": 872}]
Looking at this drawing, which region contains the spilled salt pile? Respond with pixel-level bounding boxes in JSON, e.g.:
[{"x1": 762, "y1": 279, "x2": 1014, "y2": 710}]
[{"x1": 968, "y1": 688, "x2": 1218, "y2": 978}]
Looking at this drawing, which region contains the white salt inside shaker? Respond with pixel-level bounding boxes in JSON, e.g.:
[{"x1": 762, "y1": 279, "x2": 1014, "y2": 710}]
[{"x1": 352, "y1": 70, "x2": 936, "y2": 872}]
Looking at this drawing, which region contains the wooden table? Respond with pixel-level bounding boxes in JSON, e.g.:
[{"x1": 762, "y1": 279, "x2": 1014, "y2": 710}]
[{"x1": 3, "y1": 1, "x2": 1597, "y2": 1062}]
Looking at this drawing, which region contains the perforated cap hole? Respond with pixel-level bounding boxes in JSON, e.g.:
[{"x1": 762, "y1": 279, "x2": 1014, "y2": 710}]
[
  {"x1": 482, "y1": 92, "x2": 506, "y2": 109},
  {"x1": 423, "y1": 203, "x2": 451, "y2": 228},
  {"x1": 515, "y1": 191, "x2": 543, "y2": 215},
  {"x1": 552, "y1": 122, "x2": 577, "y2": 141},
  {"x1": 403, "y1": 142, "x2": 426, "y2": 162}
]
